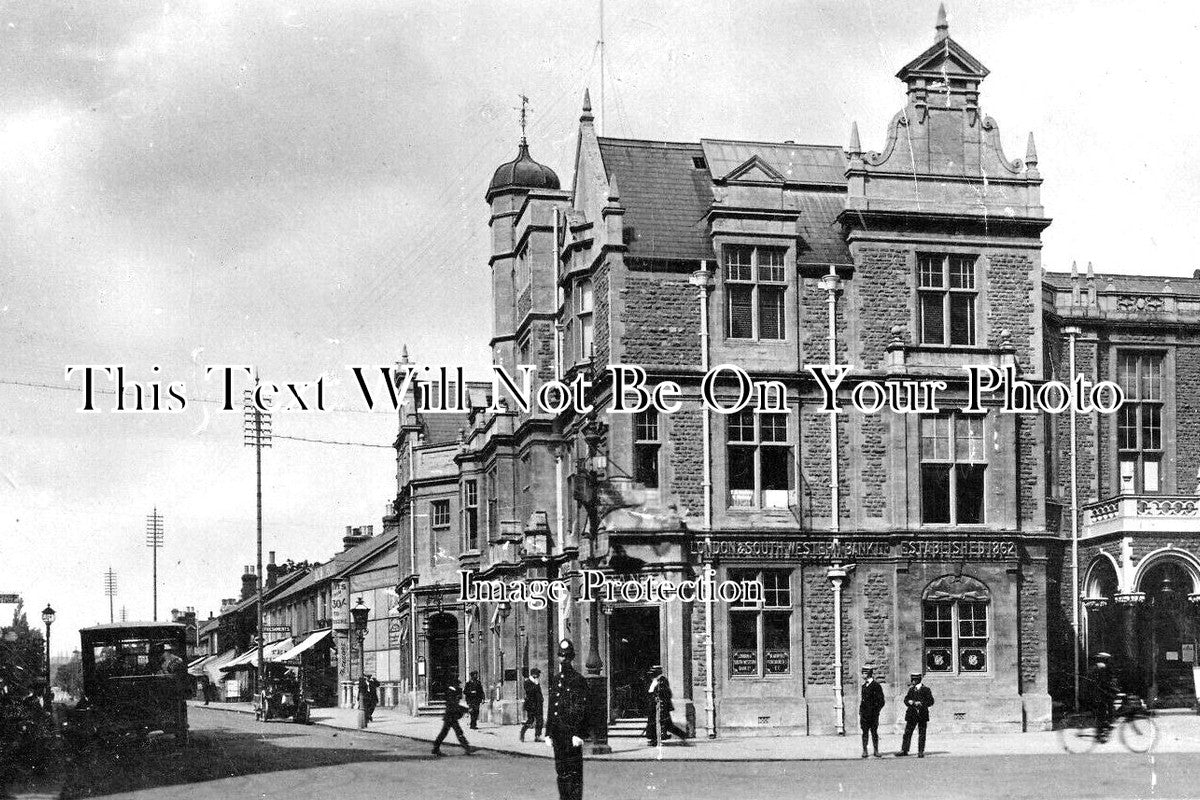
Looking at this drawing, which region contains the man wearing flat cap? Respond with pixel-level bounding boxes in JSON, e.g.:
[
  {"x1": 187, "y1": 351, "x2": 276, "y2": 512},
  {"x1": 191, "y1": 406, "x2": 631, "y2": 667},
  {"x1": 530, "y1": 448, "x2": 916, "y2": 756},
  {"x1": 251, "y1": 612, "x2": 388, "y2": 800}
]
[
  {"x1": 545, "y1": 639, "x2": 588, "y2": 800},
  {"x1": 897, "y1": 671, "x2": 934, "y2": 758},
  {"x1": 1090, "y1": 652, "x2": 1120, "y2": 742},
  {"x1": 859, "y1": 666, "x2": 885, "y2": 758}
]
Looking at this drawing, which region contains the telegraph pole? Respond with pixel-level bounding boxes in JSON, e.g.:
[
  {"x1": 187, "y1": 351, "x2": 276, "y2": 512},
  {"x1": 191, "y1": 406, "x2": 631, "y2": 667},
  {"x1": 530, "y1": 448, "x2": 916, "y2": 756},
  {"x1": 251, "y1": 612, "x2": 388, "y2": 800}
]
[
  {"x1": 103, "y1": 567, "x2": 117, "y2": 624},
  {"x1": 146, "y1": 509, "x2": 164, "y2": 620},
  {"x1": 243, "y1": 385, "x2": 272, "y2": 698}
]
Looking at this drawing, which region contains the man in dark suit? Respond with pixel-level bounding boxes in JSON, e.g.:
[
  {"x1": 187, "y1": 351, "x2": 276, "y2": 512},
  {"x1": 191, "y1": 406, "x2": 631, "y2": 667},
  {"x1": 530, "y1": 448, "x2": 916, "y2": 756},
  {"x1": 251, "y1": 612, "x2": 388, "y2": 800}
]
[
  {"x1": 545, "y1": 639, "x2": 588, "y2": 800},
  {"x1": 520, "y1": 667, "x2": 544, "y2": 742},
  {"x1": 1090, "y1": 652, "x2": 1120, "y2": 742},
  {"x1": 464, "y1": 671, "x2": 485, "y2": 730},
  {"x1": 897, "y1": 671, "x2": 934, "y2": 758},
  {"x1": 431, "y1": 678, "x2": 474, "y2": 756},
  {"x1": 859, "y1": 666, "x2": 885, "y2": 758}
]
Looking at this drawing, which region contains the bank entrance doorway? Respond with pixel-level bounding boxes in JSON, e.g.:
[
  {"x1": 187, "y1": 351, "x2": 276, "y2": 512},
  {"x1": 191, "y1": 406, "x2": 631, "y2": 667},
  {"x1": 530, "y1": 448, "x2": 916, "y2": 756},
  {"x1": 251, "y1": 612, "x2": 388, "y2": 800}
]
[
  {"x1": 609, "y1": 606, "x2": 661, "y2": 720},
  {"x1": 427, "y1": 613, "x2": 459, "y2": 702}
]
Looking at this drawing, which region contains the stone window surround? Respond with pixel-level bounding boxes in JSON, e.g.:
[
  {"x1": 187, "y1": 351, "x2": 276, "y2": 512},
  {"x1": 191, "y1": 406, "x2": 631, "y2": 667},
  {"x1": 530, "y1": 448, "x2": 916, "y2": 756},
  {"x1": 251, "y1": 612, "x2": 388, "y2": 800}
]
[{"x1": 1109, "y1": 346, "x2": 1174, "y2": 497}]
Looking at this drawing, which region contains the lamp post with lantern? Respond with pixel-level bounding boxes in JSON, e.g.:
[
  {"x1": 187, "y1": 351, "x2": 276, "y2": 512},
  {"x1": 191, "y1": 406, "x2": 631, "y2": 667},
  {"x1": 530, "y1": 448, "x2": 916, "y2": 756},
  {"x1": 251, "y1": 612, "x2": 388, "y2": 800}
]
[
  {"x1": 573, "y1": 415, "x2": 612, "y2": 754},
  {"x1": 40, "y1": 604, "x2": 55, "y2": 708},
  {"x1": 350, "y1": 597, "x2": 370, "y2": 728}
]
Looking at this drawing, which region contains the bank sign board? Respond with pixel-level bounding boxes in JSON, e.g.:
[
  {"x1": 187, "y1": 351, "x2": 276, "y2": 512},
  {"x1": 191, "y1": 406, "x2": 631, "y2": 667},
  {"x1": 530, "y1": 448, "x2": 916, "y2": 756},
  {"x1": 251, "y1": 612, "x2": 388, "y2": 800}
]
[
  {"x1": 331, "y1": 579, "x2": 350, "y2": 629},
  {"x1": 690, "y1": 538, "x2": 1019, "y2": 563}
]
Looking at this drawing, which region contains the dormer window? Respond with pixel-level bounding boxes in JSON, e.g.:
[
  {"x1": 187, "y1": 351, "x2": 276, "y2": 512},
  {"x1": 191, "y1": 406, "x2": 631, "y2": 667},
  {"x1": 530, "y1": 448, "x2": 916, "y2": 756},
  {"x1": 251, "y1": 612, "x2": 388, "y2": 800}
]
[
  {"x1": 725, "y1": 245, "x2": 786, "y2": 341},
  {"x1": 918, "y1": 254, "x2": 977, "y2": 346}
]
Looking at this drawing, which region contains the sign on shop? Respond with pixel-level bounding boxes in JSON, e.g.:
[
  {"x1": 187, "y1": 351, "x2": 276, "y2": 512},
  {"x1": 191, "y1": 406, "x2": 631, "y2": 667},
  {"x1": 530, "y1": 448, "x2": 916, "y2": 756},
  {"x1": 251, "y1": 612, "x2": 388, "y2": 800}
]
[
  {"x1": 899, "y1": 540, "x2": 1017, "y2": 561},
  {"x1": 331, "y1": 579, "x2": 350, "y2": 629}
]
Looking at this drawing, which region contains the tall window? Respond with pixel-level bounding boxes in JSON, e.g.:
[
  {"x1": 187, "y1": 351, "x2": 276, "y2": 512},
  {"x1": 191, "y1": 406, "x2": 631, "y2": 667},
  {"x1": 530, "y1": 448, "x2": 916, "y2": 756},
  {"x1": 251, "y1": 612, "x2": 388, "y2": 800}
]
[
  {"x1": 918, "y1": 254, "x2": 977, "y2": 345},
  {"x1": 727, "y1": 411, "x2": 792, "y2": 508},
  {"x1": 922, "y1": 576, "x2": 990, "y2": 674},
  {"x1": 463, "y1": 480, "x2": 479, "y2": 550},
  {"x1": 1117, "y1": 352, "x2": 1164, "y2": 494},
  {"x1": 729, "y1": 569, "x2": 791, "y2": 677},
  {"x1": 431, "y1": 499, "x2": 450, "y2": 528},
  {"x1": 725, "y1": 245, "x2": 786, "y2": 341},
  {"x1": 634, "y1": 411, "x2": 660, "y2": 488},
  {"x1": 576, "y1": 278, "x2": 594, "y2": 361},
  {"x1": 920, "y1": 413, "x2": 985, "y2": 524}
]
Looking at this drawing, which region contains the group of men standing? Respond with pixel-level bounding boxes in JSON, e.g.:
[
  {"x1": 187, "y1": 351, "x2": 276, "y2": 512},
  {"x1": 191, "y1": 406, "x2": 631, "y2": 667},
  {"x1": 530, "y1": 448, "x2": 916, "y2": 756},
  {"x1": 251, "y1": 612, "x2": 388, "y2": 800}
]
[{"x1": 860, "y1": 667, "x2": 936, "y2": 758}]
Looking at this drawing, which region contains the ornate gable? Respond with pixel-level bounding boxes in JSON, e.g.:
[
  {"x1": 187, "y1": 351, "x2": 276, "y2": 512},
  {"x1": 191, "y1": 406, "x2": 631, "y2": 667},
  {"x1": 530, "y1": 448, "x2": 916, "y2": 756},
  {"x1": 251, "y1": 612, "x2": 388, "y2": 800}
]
[{"x1": 721, "y1": 154, "x2": 786, "y2": 184}]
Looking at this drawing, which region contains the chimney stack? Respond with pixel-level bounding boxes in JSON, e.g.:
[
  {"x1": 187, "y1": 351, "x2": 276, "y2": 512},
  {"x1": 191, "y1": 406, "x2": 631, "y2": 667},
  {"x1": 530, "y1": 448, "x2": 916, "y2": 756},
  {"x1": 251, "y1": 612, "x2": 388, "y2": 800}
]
[
  {"x1": 342, "y1": 524, "x2": 372, "y2": 551},
  {"x1": 266, "y1": 551, "x2": 280, "y2": 590},
  {"x1": 240, "y1": 565, "x2": 257, "y2": 601}
]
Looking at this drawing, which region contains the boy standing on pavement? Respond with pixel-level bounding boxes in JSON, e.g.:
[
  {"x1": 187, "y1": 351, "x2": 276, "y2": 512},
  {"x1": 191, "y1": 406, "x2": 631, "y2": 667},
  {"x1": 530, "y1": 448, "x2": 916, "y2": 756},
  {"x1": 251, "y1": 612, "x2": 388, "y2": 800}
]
[
  {"x1": 859, "y1": 666, "x2": 885, "y2": 758},
  {"x1": 520, "y1": 668, "x2": 544, "y2": 742},
  {"x1": 464, "y1": 671, "x2": 485, "y2": 730},
  {"x1": 897, "y1": 672, "x2": 935, "y2": 758}
]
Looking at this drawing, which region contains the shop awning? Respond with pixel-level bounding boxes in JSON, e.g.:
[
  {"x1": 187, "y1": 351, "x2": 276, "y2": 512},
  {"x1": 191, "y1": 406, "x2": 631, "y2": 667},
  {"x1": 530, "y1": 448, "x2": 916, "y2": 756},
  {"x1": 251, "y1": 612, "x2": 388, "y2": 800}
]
[
  {"x1": 220, "y1": 638, "x2": 294, "y2": 671},
  {"x1": 272, "y1": 629, "x2": 331, "y2": 663},
  {"x1": 187, "y1": 654, "x2": 216, "y2": 676}
]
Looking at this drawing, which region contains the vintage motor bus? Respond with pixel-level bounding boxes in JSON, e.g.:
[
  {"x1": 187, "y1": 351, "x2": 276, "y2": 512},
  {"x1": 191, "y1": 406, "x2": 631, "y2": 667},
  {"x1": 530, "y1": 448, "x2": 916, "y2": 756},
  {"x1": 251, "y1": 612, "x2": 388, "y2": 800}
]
[{"x1": 63, "y1": 622, "x2": 190, "y2": 746}]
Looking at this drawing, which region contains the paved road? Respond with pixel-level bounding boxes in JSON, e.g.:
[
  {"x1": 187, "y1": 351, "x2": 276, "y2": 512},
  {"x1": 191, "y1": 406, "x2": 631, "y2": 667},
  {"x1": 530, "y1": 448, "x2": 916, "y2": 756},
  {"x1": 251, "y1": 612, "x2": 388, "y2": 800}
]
[{"x1": 60, "y1": 707, "x2": 1200, "y2": 799}]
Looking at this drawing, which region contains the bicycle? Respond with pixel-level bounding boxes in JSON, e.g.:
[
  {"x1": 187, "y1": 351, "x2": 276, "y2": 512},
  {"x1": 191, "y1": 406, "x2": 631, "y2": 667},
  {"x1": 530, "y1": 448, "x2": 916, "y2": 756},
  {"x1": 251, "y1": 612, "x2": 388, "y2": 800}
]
[{"x1": 1056, "y1": 694, "x2": 1158, "y2": 754}]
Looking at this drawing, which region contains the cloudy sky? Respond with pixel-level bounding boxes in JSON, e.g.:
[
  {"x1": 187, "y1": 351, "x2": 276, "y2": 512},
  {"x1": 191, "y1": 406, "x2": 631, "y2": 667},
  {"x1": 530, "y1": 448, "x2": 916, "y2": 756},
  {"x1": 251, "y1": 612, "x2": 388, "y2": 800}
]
[{"x1": 3, "y1": 0, "x2": 1198, "y2": 647}]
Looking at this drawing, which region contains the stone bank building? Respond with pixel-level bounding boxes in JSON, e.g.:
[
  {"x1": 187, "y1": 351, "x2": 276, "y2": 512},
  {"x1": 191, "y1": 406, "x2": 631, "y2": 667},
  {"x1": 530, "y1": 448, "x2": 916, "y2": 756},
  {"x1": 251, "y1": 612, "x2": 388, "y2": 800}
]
[{"x1": 380, "y1": 9, "x2": 1200, "y2": 737}]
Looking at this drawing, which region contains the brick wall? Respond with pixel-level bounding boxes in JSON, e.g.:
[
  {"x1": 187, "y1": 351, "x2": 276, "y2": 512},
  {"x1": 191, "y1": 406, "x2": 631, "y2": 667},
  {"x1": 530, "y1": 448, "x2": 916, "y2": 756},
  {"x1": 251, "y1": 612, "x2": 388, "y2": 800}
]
[
  {"x1": 804, "y1": 567, "x2": 835, "y2": 684},
  {"x1": 853, "y1": 246, "x2": 909, "y2": 368},
  {"x1": 1018, "y1": 560, "x2": 1044, "y2": 690},
  {"x1": 1174, "y1": 341, "x2": 1200, "y2": 490},
  {"x1": 986, "y1": 253, "x2": 1036, "y2": 370},
  {"x1": 861, "y1": 414, "x2": 886, "y2": 519},
  {"x1": 800, "y1": 276, "x2": 850, "y2": 364},
  {"x1": 620, "y1": 271, "x2": 700, "y2": 367},
  {"x1": 861, "y1": 571, "x2": 893, "y2": 684},
  {"x1": 800, "y1": 410, "x2": 850, "y2": 521},
  {"x1": 668, "y1": 408, "x2": 704, "y2": 516}
]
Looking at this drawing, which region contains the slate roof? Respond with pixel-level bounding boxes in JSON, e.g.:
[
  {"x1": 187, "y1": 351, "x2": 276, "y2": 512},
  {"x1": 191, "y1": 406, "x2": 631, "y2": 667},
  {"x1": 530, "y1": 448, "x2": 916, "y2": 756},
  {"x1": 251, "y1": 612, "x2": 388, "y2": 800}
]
[
  {"x1": 1043, "y1": 271, "x2": 1200, "y2": 295},
  {"x1": 597, "y1": 138, "x2": 715, "y2": 262},
  {"x1": 597, "y1": 137, "x2": 851, "y2": 266},
  {"x1": 266, "y1": 530, "x2": 398, "y2": 607},
  {"x1": 699, "y1": 139, "x2": 847, "y2": 185}
]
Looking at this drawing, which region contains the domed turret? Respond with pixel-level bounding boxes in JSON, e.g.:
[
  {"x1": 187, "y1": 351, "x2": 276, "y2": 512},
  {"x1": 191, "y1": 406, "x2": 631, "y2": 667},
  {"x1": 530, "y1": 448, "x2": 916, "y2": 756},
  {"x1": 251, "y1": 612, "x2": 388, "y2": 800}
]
[{"x1": 487, "y1": 140, "x2": 560, "y2": 199}]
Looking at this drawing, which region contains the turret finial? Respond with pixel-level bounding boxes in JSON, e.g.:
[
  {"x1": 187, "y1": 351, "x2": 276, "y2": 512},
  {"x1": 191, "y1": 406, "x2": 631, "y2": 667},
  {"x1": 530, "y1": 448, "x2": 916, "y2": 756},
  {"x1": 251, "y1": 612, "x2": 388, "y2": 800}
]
[
  {"x1": 936, "y1": 3, "x2": 949, "y2": 41},
  {"x1": 607, "y1": 172, "x2": 620, "y2": 202},
  {"x1": 519, "y1": 93, "x2": 530, "y2": 145},
  {"x1": 1025, "y1": 132, "x2": 1038, "y2": 168},
  {"x1": 848, "y1": 121, "x2": 862, "y2": 155},
  {"x1": 1070, "y1": 261, "x2": 1078, "y2": 279},
  {"x1": 581, "y1": 88, "x2": 594, "y2": 123},
  {"x1": 400, "y1": 344, "x2": 410, "y2": 364},
  {"x1": 1087, "y1": 261, "x2": 1095, "y2": 280}
]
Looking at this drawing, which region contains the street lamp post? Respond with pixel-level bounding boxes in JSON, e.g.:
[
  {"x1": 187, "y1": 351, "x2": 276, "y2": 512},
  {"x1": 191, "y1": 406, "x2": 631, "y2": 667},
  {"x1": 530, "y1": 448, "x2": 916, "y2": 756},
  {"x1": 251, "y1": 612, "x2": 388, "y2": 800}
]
[
  {"x1": 576, "y1": 417, "x2": 611, "y2": 754},
  {"x1": 351, "y1": 598, "x2": 370, "y2": 728},
  {"x1": 41, "y1": 604, "x2": 55, "y2": 708}
]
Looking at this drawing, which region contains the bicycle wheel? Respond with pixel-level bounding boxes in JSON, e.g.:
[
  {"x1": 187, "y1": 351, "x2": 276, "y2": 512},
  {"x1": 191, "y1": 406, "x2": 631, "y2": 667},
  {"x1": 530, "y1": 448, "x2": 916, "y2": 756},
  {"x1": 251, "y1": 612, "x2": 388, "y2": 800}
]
[
  {"x1": 1057, "y1": 713, "x2": 1099, "y2": 754},
  {"x1": 1121, "y1": 715, "x2": 1158, "y2": 753}
]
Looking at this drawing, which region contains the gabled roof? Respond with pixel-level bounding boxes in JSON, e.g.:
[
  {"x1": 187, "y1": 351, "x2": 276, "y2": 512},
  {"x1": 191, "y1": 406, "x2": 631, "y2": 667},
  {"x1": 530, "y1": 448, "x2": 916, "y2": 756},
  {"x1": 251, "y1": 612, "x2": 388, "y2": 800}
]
[
  {"x1": 896, "y1": 36, "x2": 989, "y2": 81},
  {"x1": 700, "y1": 140, "x2": 847, "y2": 186},
  {"x1": 266, "y1": 529, "x2": 398, "y2": 607},
  {"x1": 597, "y1": 138, "x2": 715, "y2": 262},
  {"x1": 722, "y1": 154, "x2": 786, "y2": 184}
]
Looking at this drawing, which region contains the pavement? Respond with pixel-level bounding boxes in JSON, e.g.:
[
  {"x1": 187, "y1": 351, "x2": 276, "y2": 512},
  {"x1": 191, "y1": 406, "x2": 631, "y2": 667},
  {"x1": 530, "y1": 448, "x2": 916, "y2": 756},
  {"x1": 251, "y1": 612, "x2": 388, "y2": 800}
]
[{"x1": 190, "y1": 700, "x2": 1200, "y2": 761}]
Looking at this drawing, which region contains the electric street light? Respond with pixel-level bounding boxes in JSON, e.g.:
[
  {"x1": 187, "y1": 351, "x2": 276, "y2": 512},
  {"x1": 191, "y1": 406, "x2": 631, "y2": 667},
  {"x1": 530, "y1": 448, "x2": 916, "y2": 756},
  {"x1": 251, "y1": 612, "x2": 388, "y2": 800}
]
[
  {"x1": 574, "y1": 416, "x2": 611, "y2": 754},
  {"x1": 41, "y1": 604, "x2": 55, "y2": 708}
]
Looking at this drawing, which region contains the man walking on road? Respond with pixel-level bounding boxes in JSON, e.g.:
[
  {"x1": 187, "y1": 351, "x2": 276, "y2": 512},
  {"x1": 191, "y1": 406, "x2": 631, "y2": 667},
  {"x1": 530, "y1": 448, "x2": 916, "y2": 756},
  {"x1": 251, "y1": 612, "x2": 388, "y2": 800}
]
[
  {"x1": 545, "y1": 639, "x2": 588, "y2": 800},
  {"x1": 520, "y1": 668, "x2": 544, "y2": 742},
  {"x1": 464, "y1": 671, "x2": 485, "y2": 730},
  {"x1": 859, "y1": 666, "x2": 885, "y2": 758},
  {"x1": 432, "y1": 678, "x2": 474, "y2": 757},
  {"x1": 897, "y1": 672, "x2": 934, "y2": 758}
]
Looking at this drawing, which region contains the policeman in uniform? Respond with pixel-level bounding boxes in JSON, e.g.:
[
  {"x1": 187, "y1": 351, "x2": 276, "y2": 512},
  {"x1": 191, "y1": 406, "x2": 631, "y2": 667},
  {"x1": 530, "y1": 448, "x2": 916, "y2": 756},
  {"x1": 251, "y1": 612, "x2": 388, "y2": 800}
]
[{"x1": 545, "y1": 639, "x2": 588, "y2": 800}]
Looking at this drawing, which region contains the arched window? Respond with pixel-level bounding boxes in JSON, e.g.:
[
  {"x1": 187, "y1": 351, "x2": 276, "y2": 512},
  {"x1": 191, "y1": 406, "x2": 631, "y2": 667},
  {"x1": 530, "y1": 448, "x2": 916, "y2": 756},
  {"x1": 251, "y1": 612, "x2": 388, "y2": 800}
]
[{"x1": 922, "y1": 575, "x2": 990, "y2": 675}]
